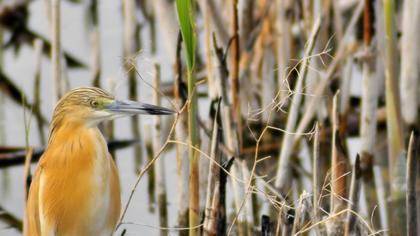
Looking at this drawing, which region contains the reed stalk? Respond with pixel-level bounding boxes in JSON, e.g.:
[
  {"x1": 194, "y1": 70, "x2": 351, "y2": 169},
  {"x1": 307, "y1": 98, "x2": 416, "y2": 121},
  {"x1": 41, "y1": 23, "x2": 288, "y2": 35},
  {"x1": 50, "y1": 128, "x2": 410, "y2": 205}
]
[
  {"x1": 33, "y1": 39, "x2": 46, "y2": 145},
  {"x1": 400, "y1": 0, "x2": 420, "y2": 126},
  {"x1": 406, "y1": 131, "x2": 419, "y2": 236},
  {"x1": 359, "y1": 0, "x2": 383, "y2": 230},
  {"x1": 88, "y1": 0, "x2": 101, "y2": 88},
  {"x1": 175, "y1": 1, "x2": 200, "y2": 234},
  {"x1": 122, "y1": 0, "x2": 143, "y2": 172},
  {"x1": 274, "y1": 15, "x2": 321, "y2": 194},
  {"x1": 294, "y1": 0, "x2": 365, "y2": 139},
  {"x1": 203, "y1": 99, "x2": 221, "y2": 235},
  {"x1": 230, "y1": 0, "x2": 242, "y2": 150},
  {"x1": 51, "y1": 0, "x2": 61, "y2": 103},
  {"x1": 144, "y1": 127, "x2": 156, "y2": 212},
  {"x1": 174, "y1": 33, "x2": 189, "y2": 234},
  {"x1": 152, "y1": 0, "x2": 177, "y2": 59},
  {"x1": 328, "y1": 91, "x2": 347, "y2": 236},
  {"x1": 384, "y1": 0, "x2": 406, "y2": 234},
  {"x1": 312, "y1": 123, "x2": 323, "y2": 234},
  {"x1": 344, "y1": 155, "x2": 362, "y2": 236},
  {"x1": 197, "y1": 0, "x2": 229, "y2": 45},
  {"x1": 152, "y1": 64, "x2": 168, "y2": 236}
]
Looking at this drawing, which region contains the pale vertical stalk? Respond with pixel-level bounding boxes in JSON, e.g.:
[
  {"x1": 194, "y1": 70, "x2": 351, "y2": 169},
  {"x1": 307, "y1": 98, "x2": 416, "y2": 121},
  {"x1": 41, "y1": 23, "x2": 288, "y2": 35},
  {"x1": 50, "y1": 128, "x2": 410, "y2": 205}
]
[
  {"x1": 406, "y1": 132, "x2": 418, "y2": 236},
  {"x1": 400, "y1": 0, "x2": 420, "y2": 126},
  {"x1": 174, "y1": 35, "x2": 189, "y2": 233},
  {"x1": 240, "y1": 161, "x2": 253, "y2": 235},
  {"x1": 197, "y1": 0, "x2": 229, "y2": 45},
  {"x1": 223, "y1": 107, "x2": 246, "y2": 236},
  {"x1": 0, "y1": 27, "x2": 4, "y2": 144},
  {"x1": 312, "y1": 123, "x2": 322, "y2": 234},
  {"x1": 33, "y1": 39, "x2": 46, "y2": 145},
  {"x1": 294, "y1": 1, "x2": 365, "y2": 139},
  {"x1": 384, "y1": 0, "x2": 406, "y2": 234},
  {"x1": 144, "y1": 127, "x2": 156, "y2": 211},
  {"x1": 153, "y1": 64, "x2": 168, "y2": 236},
  {"x1": 274, "y1": 16, "x2": 322, "y2": 194},
  {"x1": 275, "y1": 0, "x2": 290, "y2": 101},
  {"x1": 152, "y1": 0, "x2": 177, "y2": 61},
  {"x1": 360, "y1": 0, "x2": 382, "y2": 229},
  {"x1": 123, "y1": 0, "x2": 143, "y2": 172},
  {"x1": 203, "y1": 102, "x2": 220, "y2": 234},
  {"x1": 89, "y1": 0, "x2": 101, "y2": 87},
  {"x1": 344, "y1": 155, "x2": 362, "y2": 236},
  {"x1": 51, "y1": 0, "x2": 61, "y2": 104},
  {"x1": 202, "y1": 0, "x2": 217, "y2": 100}
]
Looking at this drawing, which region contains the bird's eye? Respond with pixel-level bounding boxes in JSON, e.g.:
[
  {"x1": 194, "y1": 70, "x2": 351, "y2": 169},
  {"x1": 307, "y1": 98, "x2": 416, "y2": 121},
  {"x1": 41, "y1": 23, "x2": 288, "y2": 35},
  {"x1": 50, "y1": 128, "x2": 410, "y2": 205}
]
[{"x1": 90, "y1": 100, "x2": 99, "y2": 108}]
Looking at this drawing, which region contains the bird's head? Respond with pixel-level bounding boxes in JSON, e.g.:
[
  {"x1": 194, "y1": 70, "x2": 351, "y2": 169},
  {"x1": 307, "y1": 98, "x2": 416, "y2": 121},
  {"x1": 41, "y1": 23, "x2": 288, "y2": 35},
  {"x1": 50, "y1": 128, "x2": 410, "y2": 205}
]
[{"x1": 52, "y1": 87, "x2": 175, "y2": 128}]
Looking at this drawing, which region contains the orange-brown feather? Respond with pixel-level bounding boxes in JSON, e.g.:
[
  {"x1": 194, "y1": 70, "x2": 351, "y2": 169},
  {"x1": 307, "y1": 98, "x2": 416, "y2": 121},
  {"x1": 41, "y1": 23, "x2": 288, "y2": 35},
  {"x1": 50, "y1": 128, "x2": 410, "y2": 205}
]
[{"x1": 24, "y1": 121, "x2": 120, "y2": 235}]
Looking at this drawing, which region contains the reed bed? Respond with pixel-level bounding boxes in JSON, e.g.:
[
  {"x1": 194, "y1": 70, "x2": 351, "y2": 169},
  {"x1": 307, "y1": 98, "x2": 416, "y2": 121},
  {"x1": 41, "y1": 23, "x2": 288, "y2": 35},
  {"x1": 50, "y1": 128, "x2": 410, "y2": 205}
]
[{"x1": 0, "y1": 0, "x2": 420, "y2": 236}]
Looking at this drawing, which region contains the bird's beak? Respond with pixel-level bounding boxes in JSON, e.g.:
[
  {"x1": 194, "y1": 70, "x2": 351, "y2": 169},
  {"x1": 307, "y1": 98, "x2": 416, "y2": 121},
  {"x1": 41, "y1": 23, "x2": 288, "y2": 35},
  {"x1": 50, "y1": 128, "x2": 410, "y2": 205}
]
[{"x1": 105, "y1": 100, "x2": 175, "y2": 115}]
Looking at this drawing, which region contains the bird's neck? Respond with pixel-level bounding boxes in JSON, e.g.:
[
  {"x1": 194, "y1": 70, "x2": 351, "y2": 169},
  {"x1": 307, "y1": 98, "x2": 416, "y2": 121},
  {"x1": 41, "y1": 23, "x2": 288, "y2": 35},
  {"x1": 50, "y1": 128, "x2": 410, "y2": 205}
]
[{"x1": 46, "y1": 121, "x2": 108, "y2": 162}]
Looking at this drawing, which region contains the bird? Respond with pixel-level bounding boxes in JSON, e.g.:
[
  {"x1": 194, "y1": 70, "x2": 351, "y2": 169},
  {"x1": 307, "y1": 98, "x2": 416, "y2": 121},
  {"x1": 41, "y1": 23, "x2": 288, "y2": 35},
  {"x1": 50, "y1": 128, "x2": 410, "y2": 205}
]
[{"x1": 24, "y1": 87, "x2": 175, "y2": 236}]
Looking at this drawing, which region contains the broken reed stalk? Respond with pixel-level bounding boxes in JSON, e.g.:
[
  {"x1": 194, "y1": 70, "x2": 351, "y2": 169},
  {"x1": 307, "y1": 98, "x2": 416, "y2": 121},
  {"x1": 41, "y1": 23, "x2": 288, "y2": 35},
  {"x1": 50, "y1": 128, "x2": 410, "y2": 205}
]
[
  {"x1": 274, "y1": 15, "x2": 322, "y2": 194},
  {"x1": 174, "y1": 33, "x2": 189, "y2": 233},
  {"x1": 344, "y1": 155, "x2": 362, "y2": 236},
  {"x1": 384, "y1": 0, "x2": 406, "y2": 235},
  {"x1": 291, "y1": 192, "x2": 312, "y2": 235},
  {"x1": 328, "y1": 91, "x2": 347, "y2": 236},
  {"x1": 407, "y1": 131, "x2": 418, "y2": 236},
  {"x1": 33, "y1": 39, "x2": 46, "y2": 145},
  {"x1": 400, "y1": 0, "x2": 420, "y2": 126},
  {"x1": 175, "y1": 1, "x2": 200, "y2": 234},
  {"x1": 51, "y1": 0, "x2": 61, "y2": 104},
  {"x1": 203, "y1": 99, "x2": 221, "y2": 235},
  {"x1": 212, "y1": 35, "x2": 249, "y2": 235},
  {"x1": 122, "y1": 0, "x2": 143, "y2": 172},
  {"x1": 152, "y1": 64, "x2": 168, "y2": 236}
]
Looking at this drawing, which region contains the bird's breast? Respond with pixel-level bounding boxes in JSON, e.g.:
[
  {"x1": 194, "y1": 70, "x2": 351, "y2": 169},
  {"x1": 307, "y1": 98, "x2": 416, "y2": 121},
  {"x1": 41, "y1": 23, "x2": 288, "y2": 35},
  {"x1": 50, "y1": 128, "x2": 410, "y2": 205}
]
[{"x1": 39, "y1": 127, "x2": 118, "y2": 235}]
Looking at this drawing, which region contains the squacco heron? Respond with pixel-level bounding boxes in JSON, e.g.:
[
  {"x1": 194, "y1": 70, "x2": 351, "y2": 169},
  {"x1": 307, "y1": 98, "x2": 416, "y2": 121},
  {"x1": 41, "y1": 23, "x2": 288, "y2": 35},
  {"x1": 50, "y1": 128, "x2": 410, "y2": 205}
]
[{"x1": 24, "y1": 87, "x2": 174, "y2": 236}]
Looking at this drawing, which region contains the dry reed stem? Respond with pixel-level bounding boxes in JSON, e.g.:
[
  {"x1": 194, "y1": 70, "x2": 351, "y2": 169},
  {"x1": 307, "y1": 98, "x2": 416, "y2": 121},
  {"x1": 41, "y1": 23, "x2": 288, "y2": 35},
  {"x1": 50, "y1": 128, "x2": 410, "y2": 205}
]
[
  {"x1": 153, "y1": 64, "x2": 168, "y2": 235},
  {"x1": 294, "y1": 0, "x2": 364, "y2": 139},
  {"x1": 344, "y1": 155, "x2": 362, "y2": 236},
  {"x1": 123, "y1": 0, "x2": 143, "y2": 172},
  {"x1": 50, "y1": 0, "x2": 62, "y2": 103},
  {"x1": 203, "y1": 99, "x2": 221, "y2": 234},
  {"x1": 197, "y1": 0, "x2": 229, "y2": 45},
  {"x1": 33, "y1": 39, "x2": 46, "y2": 145},
  {"x1": 274, "y1": 15, "x2": 322, "y2": 194},
  {"x1": 400, "y1": 0, "x2": 420, "y2": 125},
  {"x1": 174, "y1": 33, "x2": 189, "y2": 233},
  {"x1": 407, "y1": 131, "x2": 419, "y2": 236}
]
